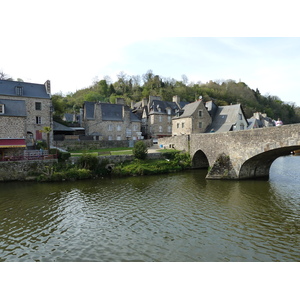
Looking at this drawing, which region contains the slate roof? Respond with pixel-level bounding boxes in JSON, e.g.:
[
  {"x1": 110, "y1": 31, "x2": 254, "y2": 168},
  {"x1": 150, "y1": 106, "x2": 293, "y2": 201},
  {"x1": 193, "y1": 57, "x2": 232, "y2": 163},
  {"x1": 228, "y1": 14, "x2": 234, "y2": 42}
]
[
  {"x1": 84, "y1": 102, "x2": 141, "y2": 122},
  {"x1": 149, "y1": 99, "x2": 183, "y2": 115},
  {"x1": 207, "y1": 104, "x2": 244, "y2": 133},
  {"x1": 53, "y1": 121, "x2": 76, "y2": 132},
  {"x1": 0, "y1": 99, "x2": 26, "y2": 117},
  {"x1": 0, "y1": 80, "x2": 50, "y2": 99},
  {"x1": 172, "y1": 100, "x2": 202, "y2": 119}
]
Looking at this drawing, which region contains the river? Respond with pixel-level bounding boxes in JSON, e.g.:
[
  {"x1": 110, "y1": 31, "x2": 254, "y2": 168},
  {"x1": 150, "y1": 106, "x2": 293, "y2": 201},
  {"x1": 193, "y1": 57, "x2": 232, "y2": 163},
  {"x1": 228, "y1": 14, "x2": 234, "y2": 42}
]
[{"x1": 1, "y1": 155, "x2": 300, "y2": 262}]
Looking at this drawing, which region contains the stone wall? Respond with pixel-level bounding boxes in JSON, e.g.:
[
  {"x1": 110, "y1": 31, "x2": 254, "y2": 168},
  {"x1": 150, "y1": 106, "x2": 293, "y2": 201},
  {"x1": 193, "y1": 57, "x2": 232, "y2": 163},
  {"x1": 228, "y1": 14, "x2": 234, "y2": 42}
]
[
  {"x1": 0, "y1": 159, "x2": 57, "y2": 181},
  {"x1": 158, "y1": 135, "x2": 189, "y2": 151},
  {"x1": 0, "y1": 116, "x2": 26, "y2": 138},
  {"x1": 54, "y1": 139, "x2": 152, "y2": 151}
]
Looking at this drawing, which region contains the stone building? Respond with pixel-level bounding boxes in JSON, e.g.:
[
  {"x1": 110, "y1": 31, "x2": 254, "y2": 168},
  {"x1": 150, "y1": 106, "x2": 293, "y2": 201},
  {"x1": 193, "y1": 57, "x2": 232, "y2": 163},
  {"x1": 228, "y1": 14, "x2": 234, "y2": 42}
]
[
  {"x1": 206, "y1": 102, "x2": 248, "y2": 133},
  {"x1": 0, "y1": 79, "x2": 52, "y2": 157},
  {"x1": 247, "y1": 112, "x2": 275, "y2": 129},
  {"x1": 132, "y1": 95, "x2": 188, "y2": 139},
  {"x1": 172, "y1": 99, "x2": 212, "y2": 135},
  {"x1": 82, "y1": 98, "x2": 142, "y2": 141}
]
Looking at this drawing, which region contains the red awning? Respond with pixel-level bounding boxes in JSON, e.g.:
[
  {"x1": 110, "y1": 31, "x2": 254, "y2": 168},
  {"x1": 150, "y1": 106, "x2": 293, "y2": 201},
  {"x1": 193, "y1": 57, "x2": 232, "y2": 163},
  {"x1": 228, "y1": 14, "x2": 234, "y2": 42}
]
[{"x1": 0, "y1": 139, "x2": 26, "y2": 148}]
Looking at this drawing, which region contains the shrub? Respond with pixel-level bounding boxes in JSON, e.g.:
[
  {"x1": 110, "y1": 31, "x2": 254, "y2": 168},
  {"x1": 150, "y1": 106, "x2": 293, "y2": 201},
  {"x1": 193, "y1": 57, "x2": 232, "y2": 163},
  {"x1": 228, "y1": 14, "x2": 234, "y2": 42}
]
[
  {"x1": 77, "y1": 154, "x2": 99, "y2": 170},
  {"x1": 133, "y1": 141, "x2": 148, "y2": 160}
]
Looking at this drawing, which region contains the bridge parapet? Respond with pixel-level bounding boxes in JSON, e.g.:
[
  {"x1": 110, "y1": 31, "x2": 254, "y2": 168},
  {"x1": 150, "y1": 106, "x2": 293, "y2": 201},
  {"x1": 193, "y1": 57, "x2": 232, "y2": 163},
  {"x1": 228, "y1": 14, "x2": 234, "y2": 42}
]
[{"x1": 159, "y1": 124, "x2": 300, "y2": 180}]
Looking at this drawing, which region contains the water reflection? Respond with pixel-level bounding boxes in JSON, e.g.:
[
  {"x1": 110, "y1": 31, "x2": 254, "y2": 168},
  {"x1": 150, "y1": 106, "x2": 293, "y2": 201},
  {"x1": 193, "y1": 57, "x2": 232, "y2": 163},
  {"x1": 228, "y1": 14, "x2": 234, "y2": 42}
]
[{"x1": 1, "y1": 156, "x2": 300, "y2": 261}]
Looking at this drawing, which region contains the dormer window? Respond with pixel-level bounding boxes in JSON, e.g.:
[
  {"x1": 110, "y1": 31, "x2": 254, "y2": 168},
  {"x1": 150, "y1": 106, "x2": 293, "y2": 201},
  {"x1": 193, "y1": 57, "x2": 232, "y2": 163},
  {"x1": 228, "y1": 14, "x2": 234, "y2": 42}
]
[
  {"x1": 15, "y1": 86, "x2": 23, "y2": 96},
  {"x1": 0, "y1": 104, "x2": 4, "y2": 114}
]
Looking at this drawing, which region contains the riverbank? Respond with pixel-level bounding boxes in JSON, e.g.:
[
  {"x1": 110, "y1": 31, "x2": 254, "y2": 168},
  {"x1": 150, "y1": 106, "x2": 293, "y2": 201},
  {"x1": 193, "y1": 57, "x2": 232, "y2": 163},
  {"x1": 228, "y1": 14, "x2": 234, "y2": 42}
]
[{"x1": 36, "y1": 151, "x2": 191, "y2": 182}]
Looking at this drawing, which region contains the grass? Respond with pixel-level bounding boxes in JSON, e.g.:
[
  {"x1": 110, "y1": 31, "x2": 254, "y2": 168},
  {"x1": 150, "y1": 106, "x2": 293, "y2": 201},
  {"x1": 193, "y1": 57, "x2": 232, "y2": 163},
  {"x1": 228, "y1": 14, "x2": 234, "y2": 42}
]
[
  {"x1": 69, "y1": 147, "x2": 133, "y2": 156},
  {"x1": 69, "y1": 147, "x2": 179, "y2": 157}
]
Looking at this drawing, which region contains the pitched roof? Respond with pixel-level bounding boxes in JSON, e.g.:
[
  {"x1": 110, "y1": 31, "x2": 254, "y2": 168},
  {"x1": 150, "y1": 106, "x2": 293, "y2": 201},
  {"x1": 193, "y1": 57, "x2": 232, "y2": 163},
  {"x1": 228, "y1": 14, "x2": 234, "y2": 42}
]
[
  {"x1": 149, "y1": 99, "x2": 182, "y2": 115},
  {"x1": 84, "y1": 102, "x2": 141, "y2": 122},
  {"x1": 208, "y1": 104, "x2": 244, "y2": 133},
  {"x1": 173, "y1": 100, "x2": 202, "y2": 119},
  {"x1": 53, "y1": 121, "x2": 76, "y2": 132},
  {"x1": 0, "y1": 99, "x2": 26, "y2": 117},
  {"x1": 0, "y1": 80, "x2": 50, "y2": 99}
]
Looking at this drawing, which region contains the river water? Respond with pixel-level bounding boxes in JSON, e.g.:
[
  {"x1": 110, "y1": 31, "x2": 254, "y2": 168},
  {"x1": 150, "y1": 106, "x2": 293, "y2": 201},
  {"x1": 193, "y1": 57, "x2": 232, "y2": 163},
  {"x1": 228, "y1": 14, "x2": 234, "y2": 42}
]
[{"x1": 1, "y1": 155, "x2": 300, "y2": 262}]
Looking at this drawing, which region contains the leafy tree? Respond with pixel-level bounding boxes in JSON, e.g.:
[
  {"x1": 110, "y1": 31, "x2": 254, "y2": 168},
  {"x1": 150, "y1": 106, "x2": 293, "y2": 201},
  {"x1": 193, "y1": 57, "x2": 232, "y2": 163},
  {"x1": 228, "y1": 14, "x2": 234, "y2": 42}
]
[{"x1": 133, "y1": 141, "x2": 148, "y2": 160}]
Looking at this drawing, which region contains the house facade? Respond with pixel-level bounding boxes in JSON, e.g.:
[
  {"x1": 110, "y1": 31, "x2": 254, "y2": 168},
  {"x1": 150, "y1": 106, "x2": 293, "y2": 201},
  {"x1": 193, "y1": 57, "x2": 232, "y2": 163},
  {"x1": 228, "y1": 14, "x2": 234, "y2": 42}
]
[
  {"x1": 0, "y1": 79, "x2": 52, "y2": 157},
  {"x1": 82, "y1": 98, "x2": 142, "y2": 141},
  {"x1": 132, "y1": 95, "x2": 188, "y2": 139},
  {"x1": 172, "y1": 99, "x2": 212, "y2": 136}
]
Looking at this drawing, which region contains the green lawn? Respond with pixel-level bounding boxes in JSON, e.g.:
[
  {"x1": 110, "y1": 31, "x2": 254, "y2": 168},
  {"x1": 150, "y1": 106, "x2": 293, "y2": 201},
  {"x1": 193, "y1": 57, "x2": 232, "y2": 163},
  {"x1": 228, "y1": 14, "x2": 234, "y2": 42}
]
[
  {"x1": 69, "y1": 148, "x2": 133, "y2": 156},
  {"x1": 69, "y1": 147, "x2": 178, "y2": 157}
]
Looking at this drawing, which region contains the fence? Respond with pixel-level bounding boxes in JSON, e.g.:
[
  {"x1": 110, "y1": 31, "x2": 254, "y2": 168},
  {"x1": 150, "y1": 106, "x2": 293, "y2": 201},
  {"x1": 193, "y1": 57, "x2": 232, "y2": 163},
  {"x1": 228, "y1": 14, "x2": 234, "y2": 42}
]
[{"x1": 1, "y1": 150, "x2": 57, "y2": 162}]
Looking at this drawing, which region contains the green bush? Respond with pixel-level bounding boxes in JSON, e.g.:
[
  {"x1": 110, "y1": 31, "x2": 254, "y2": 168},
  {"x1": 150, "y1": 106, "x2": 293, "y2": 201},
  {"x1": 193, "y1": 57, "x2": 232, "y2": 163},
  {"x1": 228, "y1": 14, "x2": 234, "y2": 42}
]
[
  {"x1": 133, "y1": 141, "x2": 148, "y2": 160},
  {"x1": 77, "y1": 154, "x2": 99, "y2": 170}
]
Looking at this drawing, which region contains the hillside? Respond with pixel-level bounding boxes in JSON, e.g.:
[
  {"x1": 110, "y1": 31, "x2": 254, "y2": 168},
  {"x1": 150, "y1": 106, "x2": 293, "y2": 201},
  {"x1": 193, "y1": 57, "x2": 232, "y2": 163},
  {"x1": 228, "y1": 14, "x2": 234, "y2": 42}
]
[{"x1": 52, "y1": 70, "x2": 300, "y2": 124}]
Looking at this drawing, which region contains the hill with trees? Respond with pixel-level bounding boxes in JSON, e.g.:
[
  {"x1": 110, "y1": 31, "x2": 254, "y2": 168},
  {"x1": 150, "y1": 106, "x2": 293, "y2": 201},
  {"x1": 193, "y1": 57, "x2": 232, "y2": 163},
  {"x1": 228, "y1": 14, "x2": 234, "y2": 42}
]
[{"x1": 3, "y1": 69, "x2": 300, "y2": 124}]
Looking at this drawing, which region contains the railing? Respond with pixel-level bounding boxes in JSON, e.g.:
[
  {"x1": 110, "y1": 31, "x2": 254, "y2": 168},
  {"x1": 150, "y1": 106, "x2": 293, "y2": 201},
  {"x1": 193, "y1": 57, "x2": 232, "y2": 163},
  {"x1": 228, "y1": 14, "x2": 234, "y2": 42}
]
[{"x1": 0, "y1": 154, "x2": 57, "y2": 162}]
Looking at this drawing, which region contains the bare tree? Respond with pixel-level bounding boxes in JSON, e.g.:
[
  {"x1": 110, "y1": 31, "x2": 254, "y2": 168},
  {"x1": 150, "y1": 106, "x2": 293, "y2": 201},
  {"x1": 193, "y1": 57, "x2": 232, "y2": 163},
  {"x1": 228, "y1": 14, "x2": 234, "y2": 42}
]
[{"x1": 0, "y1": 70, "x2": 13, "y2": 80}]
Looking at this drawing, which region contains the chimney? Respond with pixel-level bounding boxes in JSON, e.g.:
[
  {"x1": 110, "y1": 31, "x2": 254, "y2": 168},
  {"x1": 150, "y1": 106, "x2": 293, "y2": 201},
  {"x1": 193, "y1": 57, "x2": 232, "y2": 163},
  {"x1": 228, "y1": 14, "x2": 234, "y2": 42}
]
[
  {"x1": 116, "y1": 98, "x2": 125, "y2": 105},
  {"x1": 142, "y1": 98, "x2": 148, "y2": 107},
  {"x1": 173, "y1": 95, "x2": 180, "y2": 104},
  {"x1": 44, "y1": 80, "x2": 51, "y2": 95}
]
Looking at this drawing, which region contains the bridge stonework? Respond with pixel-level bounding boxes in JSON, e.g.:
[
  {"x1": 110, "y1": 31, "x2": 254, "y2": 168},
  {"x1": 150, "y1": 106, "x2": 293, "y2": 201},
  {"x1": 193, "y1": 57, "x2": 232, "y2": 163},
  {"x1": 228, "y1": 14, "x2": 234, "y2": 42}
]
[{"x1": 158, "y1": 124, "x2": 300, "y2": 180}]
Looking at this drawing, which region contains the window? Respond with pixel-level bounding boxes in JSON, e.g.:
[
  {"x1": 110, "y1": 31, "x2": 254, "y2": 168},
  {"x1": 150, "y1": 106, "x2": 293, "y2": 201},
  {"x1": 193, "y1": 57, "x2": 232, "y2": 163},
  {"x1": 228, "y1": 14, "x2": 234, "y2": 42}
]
[
  {"x1": 159, "y1": 126, "x2": 162, "y2": 133},
  {"x1": 167, "y1": 108, "x2": 171, "y2": 115},
  {"x1": 198, "y1": 110, "x2": 203, "y2": 117},
  {"x1": 117, "y1": 124, "x2": 122, "y2": 131},
  {"x1": 0, "y1": 104, "x2": 4, "y2": 114},
  {"x1": 240, "y1": 124, "x2": 244, "y2": 130},
  {"x1": 159, "y1": 115, "x2": 162, "y2": 122},
  {"x1": 177, "y1": 123, "x2": 179, "y2": 128},
  {"x1": 108, "y1": 124, "x2": 113, "y2": 131},
  {"x1": 168, "y1": 125, "x2": 171, "y2": 133},
  {"x1": 36, "y1": 116, "x2": 42, "y2": 125},
  {"x1": 15, "y1": 86, "x2": 23, "y2": 96},
  {"x1": 35, "y1": 102, "x2": 42, "y2": 110},
  {"x1": 133, "y1": 124, "x2": 138, "y2": 131},
  {"x1": 182, "y1": 123, "x2": 184, "y2": 128},
  {"x1": 108, "y1": 135, "x2": 113, "y2": 140},
  {"x1": 117, "y1": 135, "x2": 121, "y2": 140},
  {"x1": 239, "y1": 113, "x2": 242, "y2": 120},
  {"x1": 199, "y1": 122, "x2": 202, "y2": 128},
  {"x1": 168, "y1": 116, "x2": 171, "y2": 123}
]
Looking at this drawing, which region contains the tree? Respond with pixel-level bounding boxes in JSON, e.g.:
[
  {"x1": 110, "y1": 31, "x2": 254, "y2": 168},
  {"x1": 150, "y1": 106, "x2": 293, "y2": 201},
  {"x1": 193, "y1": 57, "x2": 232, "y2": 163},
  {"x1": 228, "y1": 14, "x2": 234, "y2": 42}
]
[
  {"x1": 133, "y1": 141, "x2": 148, "y2": 160},
  {"x1": 0, "y1": 70, "x2": 12, "y2": 80},
  {"x1": 41, "y1": 126, "x2": 52, "y2": 151}
]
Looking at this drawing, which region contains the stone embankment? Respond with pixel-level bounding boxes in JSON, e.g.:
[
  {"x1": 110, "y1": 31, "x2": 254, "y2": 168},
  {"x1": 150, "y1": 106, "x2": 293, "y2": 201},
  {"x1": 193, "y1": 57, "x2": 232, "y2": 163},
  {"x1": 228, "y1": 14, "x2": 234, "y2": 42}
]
[{"x1": 0, "y1": 159, "x2": 57, "y2": 182}]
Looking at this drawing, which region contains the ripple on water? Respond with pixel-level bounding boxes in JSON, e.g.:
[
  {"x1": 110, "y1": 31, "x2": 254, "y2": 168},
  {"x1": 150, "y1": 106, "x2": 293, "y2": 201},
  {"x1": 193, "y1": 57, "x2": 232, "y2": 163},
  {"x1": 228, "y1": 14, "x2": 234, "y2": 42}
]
[{"x1": 1, "y1": 164, "x2": 300, "y2": 261}]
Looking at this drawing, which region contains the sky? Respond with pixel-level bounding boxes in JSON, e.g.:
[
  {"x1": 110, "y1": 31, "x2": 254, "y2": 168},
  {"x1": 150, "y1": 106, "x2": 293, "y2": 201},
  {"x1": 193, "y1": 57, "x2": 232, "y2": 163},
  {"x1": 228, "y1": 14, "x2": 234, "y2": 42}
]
[{"x1": 2, "y1": 1, "x2": 300, "y2": 108}]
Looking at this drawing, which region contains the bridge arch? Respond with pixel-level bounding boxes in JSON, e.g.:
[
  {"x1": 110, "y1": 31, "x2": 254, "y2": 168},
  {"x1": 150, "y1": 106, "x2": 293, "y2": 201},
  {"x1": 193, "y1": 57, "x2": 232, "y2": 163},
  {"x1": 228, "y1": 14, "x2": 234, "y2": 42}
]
[
  {"x1": 239, "y1": 146, "x2": 300, "y2": 179},
  {"x1": 192, "y1": 149, "x2": 209, "y2": 169}
]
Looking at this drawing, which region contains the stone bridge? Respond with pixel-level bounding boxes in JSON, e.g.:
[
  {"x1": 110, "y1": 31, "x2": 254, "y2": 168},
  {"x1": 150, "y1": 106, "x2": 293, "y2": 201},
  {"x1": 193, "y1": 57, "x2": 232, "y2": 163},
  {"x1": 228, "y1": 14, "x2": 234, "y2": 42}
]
[{"x1": 158, "y1": 124, "x2": 300, "y2": 180}]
